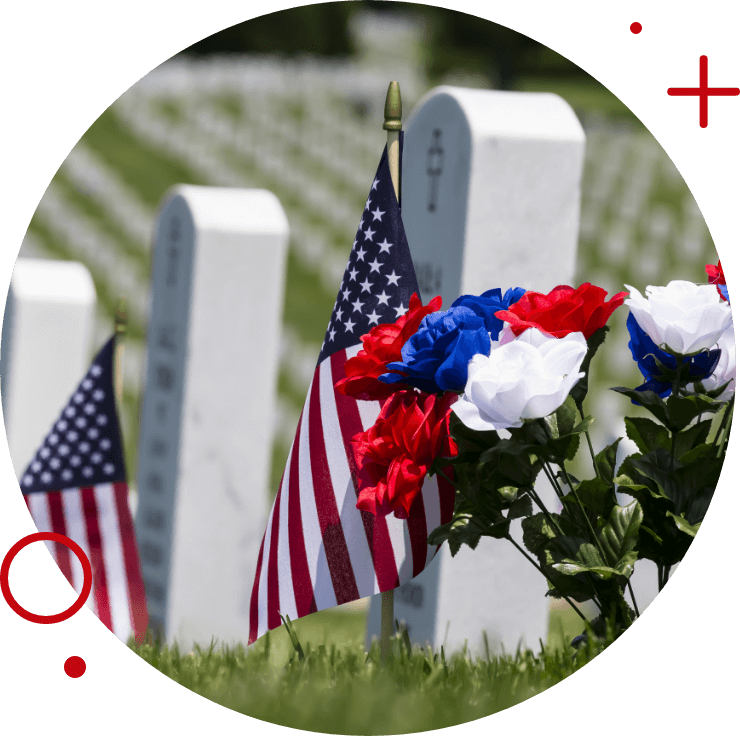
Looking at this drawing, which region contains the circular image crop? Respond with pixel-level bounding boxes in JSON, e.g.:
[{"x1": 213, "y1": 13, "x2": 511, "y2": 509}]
[{"x1": 5, "y1": 3, "x2": 730, "y2": 734}]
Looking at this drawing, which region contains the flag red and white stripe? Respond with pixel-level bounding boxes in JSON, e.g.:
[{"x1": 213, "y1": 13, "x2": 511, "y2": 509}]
[
  {"x1": 248, "y1": 141, "x2": 454, "y2": 644},
  {"x1": 24, "y1": 481, "x2": 148, "y2": 641}
]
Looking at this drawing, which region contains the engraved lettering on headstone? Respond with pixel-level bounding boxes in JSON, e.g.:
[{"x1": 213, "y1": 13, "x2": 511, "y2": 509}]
[
  {"x1": 143, "y1": 507, "x2": 165, "y2": 530},
  {"x1": 165, "y1": 216, "x2": 181, "y2": 287},
  {"x1": 155, "y1": 401, "x2": 167, "y2": 423},
  {"x1": 144, "y1": 577, "x2": 166, "y2": 602},
  {"x1": 154, "y1": 364, "x2": 175, "y2": 391},
  {"x1": 149, "y1": 438, "x2": 168, "y2": 457},
  {"x1": 398, "y1": 582, "x2": 424, "y2": 608},
  {"x1": 141, "y1": 542, "x2": 163, "y2": 565},
  {"x1": 145, "y1": 471, "x2": 163, "y2": 494},
  {"x1": 156, "y1": 324, "x2": 178, "y2": 353},
  {"x1": 426, "y1": 129, "x2": 444, "y2": 212},
  {"x1": 416, "y1": 262, "x2": 443, "y2": 294}
]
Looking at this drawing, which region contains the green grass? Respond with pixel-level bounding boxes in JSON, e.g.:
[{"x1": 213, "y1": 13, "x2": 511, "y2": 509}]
[{"x1": 130, "y1": 607, "x2": 607, "y2": 734}]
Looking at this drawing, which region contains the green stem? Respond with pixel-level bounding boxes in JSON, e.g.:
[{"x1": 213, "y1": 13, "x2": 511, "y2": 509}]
[
  {"x1": 575, "y1": 410, "x2": 640, "y2": 615},
  {"x1": 669, "y1": 362, "x2": 684, "y2": 473},
  {"x1": 539, "y1": 460, "x2": 566, "y2": 502},
  {"x1": 432, "y1": 464, "x2": 588, "y2": 621},
  {"x1": 527, "y1": 487, "x2": 565, "y2": 536},
  {"x1": 557, "y1": 461, "x2": 612, "y2": 567},
  {"x1": 525, "y1": 488, "x2": 601, "y2": 613},
  {"x1": 505, "y1": 534, "x2": 588, "y2": 623},
  {"x1": 578, "y1": 405, "x2": 601, "y2": 481},
  {"x1": 716, "y1": 397, "x2": 734, "y2": 458},
  {"x1": 626, "y1": 581, "x2": 640, "y2": 617}
]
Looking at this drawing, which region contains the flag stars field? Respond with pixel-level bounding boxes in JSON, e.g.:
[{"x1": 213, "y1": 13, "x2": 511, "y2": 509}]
[
  {"x1": 22, "y1": 344, "x2": 121, "y2": 492},
  {"x1": 317, "y1": 143, "x2": 414, "y2": 369}
]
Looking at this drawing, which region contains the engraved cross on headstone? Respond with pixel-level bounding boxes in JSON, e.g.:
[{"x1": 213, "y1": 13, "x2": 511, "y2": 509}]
[{"x1": 426, "y1": 129, "x2": 444, "y2": 212}]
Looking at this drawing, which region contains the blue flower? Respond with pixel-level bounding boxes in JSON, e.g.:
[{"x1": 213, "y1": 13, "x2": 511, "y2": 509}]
[
  {"x1": 450, "y1": 287, "x2": 526, "y2": 338},
  {"x1": 379, "y1": 306, "x2": 491, "y2": 393},
  {"x1": 719, "y1": 284, "x2": 730, "y2": 304},
  {"x1": 626, "y1": 313, "x2": 720, "y2": 398}
]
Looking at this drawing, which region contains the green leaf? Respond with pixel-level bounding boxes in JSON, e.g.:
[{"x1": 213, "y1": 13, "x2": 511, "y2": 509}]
[
  {"x1": 612, "y1": 388, "x2": 671, "y2": 426},
  {"x1": 515, "y1": 421, "x2": 550, "y2": 447},
  {"x1": 521, "y1": 513, "x2": 557, "y2": 556},
  {"x1": 674, "y1": 419, "x2": 714, "y2": 459},
  {"x1": 448, "y1": 412, "x2": 500, "y2": 450},
  {"x1": 612, "y1": 549, "x2": 639, "y2": 578},
  {"x1": 549, "y1": 434, "x2": 581, "y2": 462},
  {"x1": 598, "y1": 500, "x2": 643, "y2": 567},
  {"x1": 478, "y1": 438, "x2": 535, "y2": 463},
  {"x1": 544, "y1": 396, "x2": 577, "y2": 439},
  {"x1": 624, "y1": 416, "x2": 670, "y2": 455},
  {"x1": 494, "y1": 452, "x2": 540, "y2": 488},
  {"x1": 552, "y1": 561, "x2": 621, "y2": 580},
  {"x1": 703, "y1": 379, "x2": 733, "y2": 400},
  {"x1": 679, "y1": 442, "x2": 716, "y2": 465},
  {"x1": 667, "y1": 512, "x2": 701, "y2": 538},
  {"x1": 684, "y1": 485, "x2": 715, "y2": 525},
  {"x1": 595, "y1": 438, "x2": 622, "y2": 481},
  {"x1": 665, "y1": 393, "x2": 722, "y2": 432},
  {"x1": 427, "y1": 482, "x2": 525, "y2": 554},
  {"x1": 572, "y1": 478, "x2": 616, "y2": 518},
  {"x1": 574, "y1": 415, "x2": 596, "y2": 433},
  {"x1": 629, "y1": 449, "x2": 676, "y2": 498},
  {"x1": 508, "y1": 494, "x2": 533, "y2": 520}
]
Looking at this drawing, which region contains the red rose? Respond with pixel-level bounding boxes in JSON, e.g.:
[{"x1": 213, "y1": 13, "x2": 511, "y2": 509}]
[
  {"x1": 353, "y1": 390, "x2": 458, "y2": 519},
  {"x1": 706, "y1": 260, "x2": 725, "y2": 285},
  {"x1": 494, "y1": 283, "x2": 628, "y2": 339},
  {"x1": 335, "y1": 293, "x2": 442, "y2": 401},
  {"x1": 706, "y1": 260, "x2": 728, "y2": 301}
]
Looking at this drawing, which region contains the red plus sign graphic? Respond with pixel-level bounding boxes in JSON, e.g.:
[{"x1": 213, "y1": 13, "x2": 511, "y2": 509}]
[{"x1": 667, "y1": 55, "x2": 739, "y2": 128}]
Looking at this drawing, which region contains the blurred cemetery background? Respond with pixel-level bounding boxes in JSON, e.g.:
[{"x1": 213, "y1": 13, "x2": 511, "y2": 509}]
[{"x1": 15, "y1": 3, "x2": 717, "y2": 521}]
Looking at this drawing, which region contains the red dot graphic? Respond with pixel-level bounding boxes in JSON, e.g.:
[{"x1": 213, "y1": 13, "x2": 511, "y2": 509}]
[
  {"x1": 630, "y1": 22, "x2": 642, "y2": 34},
  {"x1": 64, "y1": 656, "x2": 86, "y2": 678}
]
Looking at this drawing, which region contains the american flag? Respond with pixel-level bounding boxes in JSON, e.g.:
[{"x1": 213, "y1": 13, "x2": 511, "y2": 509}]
[
  {"x1": 20, "y1": 336, "x2": 148, "y2": 642},
  {"x1": 248, "y1": 140, "x2": 454, "y2": 643}
]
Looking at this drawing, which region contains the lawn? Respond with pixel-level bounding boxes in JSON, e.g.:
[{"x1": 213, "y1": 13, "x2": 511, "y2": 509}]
[{"x1": 130, "y1": 605, "x2": 599, "y2": 734}]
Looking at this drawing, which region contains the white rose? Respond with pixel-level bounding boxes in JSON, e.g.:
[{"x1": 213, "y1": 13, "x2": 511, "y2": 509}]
[
  {"x1": 625, "y1": 281, "x2": 732, "y2": 355},
  {"x1": 453, "y1": 328, "x2": 587, "y2": 432}
]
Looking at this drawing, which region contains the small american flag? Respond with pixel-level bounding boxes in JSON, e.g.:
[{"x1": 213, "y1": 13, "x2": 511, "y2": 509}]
[
  {"x1": 248, "y1": 139, "x2": 453, "y2": 643},
  {"x1": 20, "y1": 336, "x2": 148, "y2": 642}
]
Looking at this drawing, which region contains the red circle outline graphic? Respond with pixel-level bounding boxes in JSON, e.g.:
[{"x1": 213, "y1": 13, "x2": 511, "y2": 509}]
[{"x1": 1, "y1": 532, "x2": 92, "y2": 624}]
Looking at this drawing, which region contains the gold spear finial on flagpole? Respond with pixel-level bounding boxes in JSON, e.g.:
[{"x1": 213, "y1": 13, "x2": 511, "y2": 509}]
[
  {"x1": 380, "y1": 81, "x2": 402, "y2": 664},
  {"x1": 384, "y1": 81, "x2": 402, "y2": 202},
  {"x1": 113, "y1": 296, "x2": 127, "y2": 408}
]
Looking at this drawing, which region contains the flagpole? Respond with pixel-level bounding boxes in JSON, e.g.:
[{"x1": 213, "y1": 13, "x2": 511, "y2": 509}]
[{"x1": 379, "y1": 81, "x2": 402, "y2": 663}]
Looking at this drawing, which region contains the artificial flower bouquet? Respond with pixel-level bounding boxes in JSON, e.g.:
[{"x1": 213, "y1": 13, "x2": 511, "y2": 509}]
[{"x1": 336, "y1": 261, "x2": 733, "y2": 638}]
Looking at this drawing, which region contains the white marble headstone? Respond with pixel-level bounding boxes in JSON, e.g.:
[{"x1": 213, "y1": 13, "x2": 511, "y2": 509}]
[
  {"x1": 367, "y1": 86, "x2": 586, "y2": 656},
  {"x1": 1, "y1": 258, "x2": 96, "y2": 476},
  {"x1": 135, "y1": 185, "x2": 289, "y2": 648}
]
